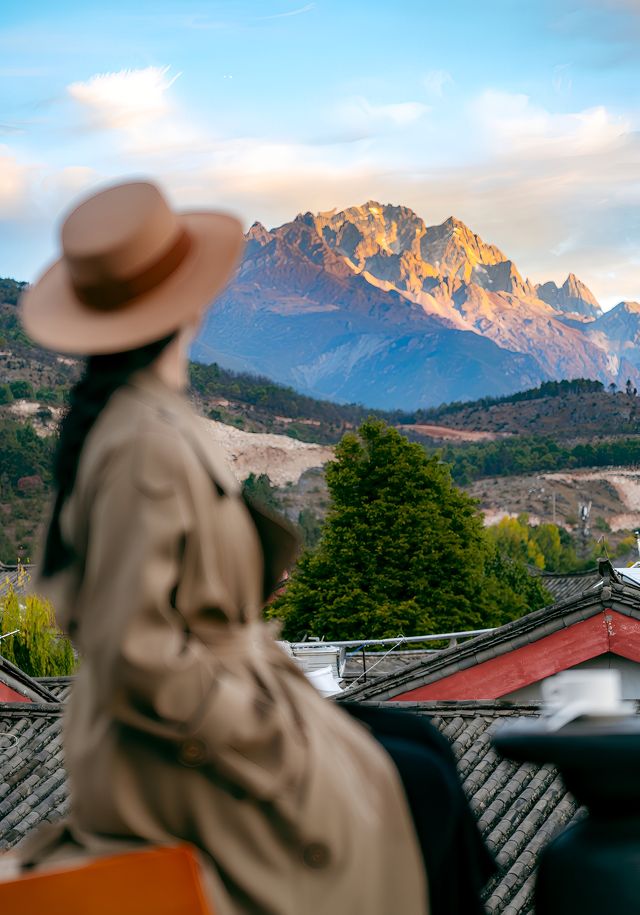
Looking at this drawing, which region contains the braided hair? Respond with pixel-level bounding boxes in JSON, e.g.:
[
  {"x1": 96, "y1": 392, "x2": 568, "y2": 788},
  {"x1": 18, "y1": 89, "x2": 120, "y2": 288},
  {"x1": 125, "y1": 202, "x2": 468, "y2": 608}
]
[{"x1": 42, "y1": 333, "x2": 176, "y2": 577}]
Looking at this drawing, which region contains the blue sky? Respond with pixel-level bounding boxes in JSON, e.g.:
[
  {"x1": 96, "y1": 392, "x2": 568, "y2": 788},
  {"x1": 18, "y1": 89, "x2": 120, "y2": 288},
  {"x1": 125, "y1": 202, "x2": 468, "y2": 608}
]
[{"x1": 1, "y1": 0, "x2": 638, "y2": 306}]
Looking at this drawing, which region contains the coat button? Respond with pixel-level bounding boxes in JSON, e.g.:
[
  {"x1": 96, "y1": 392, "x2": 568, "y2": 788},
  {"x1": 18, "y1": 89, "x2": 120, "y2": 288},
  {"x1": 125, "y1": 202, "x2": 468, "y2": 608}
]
[
  {"x1": 179, "y1": 738, "x2": 207, "y2": 767},
  {"x1": 303, "y1": 842, "x2": 330, "y2": 869}
]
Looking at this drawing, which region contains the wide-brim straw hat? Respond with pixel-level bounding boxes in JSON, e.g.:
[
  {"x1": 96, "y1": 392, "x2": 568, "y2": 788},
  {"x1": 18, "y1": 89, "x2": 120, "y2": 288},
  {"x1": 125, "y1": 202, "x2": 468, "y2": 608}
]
[{"x1": 20, "y1": 180, "x2": 245, "y2": 355}]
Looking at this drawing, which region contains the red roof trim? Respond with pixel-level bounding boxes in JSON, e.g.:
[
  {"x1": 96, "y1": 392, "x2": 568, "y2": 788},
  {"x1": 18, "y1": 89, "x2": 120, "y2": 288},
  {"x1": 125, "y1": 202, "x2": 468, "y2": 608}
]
[
  {"x1": 0, "y1": 683, "x2": 30, "y2": 703},
  {"x1": 608, "y1": 609, "x2": 640, "y2": 662},
  {"x1": 394, "y1": 610, "x2": 640, "y2": 701}
]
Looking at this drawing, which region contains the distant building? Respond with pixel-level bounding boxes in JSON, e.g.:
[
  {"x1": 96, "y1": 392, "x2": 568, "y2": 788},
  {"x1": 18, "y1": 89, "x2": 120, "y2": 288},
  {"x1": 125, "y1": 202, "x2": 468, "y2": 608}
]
[
  {"x1": 16, "y1": 475, "x2": 43, "y2": 494},
  {"x1": 342, "y1": 560, "x2": 640, "y2": 702},
  {"x1": 0, "y1": 562, "x2": 33, "y2": 597}
]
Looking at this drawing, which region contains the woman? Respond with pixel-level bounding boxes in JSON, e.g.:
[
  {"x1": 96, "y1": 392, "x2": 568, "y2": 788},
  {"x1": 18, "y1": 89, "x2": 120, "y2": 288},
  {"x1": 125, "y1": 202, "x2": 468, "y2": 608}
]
[{"x1": 18, "y1": 181, "x2": 428, "y2": 914}]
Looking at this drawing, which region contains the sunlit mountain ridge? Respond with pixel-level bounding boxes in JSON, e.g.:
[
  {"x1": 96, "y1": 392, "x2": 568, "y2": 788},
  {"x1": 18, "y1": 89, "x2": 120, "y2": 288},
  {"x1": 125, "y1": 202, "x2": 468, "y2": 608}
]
[{"x1": 193, "y1": 200, "x2": 638, "y2": 409}]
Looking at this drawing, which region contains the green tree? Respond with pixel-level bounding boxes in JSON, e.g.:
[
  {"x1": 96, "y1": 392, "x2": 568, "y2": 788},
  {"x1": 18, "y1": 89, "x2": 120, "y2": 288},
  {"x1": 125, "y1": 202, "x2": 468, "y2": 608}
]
[
  {"x1": 486, "y1": 515, "x2": 602, "y2": 573},
  {"x1": 9, "y1": 379, "x2": 34, "y2": 400},
  {"x1": 482, "y1": 550, "x2": 551, "y2": 627},
  {"x1": 531, "y1": 523, "x2": 563, "y2": 571},
  {"x1": 272, "y1": 420, "x2": 545, "y2": 640},
  {"x1": 297, "y1": 508, "x2": 322, "y2": 548},
  {"x1": 0, "y1": 576, "x2": 76, "y2": 677},
  {"x1": 242, "y1": 472, "x2": 280, "y2": 511},
  {"x1": 0, "y1": 527, "x2": 17, "y2": 564},
  {"x1": 487, "y1": 514, "x2": 546, "y2": 568}
]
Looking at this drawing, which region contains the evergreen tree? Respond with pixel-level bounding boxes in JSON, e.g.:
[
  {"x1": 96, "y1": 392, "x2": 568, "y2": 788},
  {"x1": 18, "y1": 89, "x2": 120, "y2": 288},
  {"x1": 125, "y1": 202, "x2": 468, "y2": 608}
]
[
  {"x1": 272, "y1": 420, "x2": 548, "y2": 640},
  {"x1": 242, "y1": 472, "x2": 280, "y2": 511},
  {"x1": 297, "y1": 508, "x2": 322, "y2": 548},
  {"x1": 481, "y1": 550, "x2": 550, "y2": 627}
]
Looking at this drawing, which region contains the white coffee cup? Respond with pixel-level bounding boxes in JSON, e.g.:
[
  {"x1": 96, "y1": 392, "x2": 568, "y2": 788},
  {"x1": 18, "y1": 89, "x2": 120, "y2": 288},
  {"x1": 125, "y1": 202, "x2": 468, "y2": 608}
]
[
  {"x1": 542, "y1": 669, "x2": 622, "y2": 712},
  {"x1": 541, "y1": 669, "x2": 631, "y2": 730}
]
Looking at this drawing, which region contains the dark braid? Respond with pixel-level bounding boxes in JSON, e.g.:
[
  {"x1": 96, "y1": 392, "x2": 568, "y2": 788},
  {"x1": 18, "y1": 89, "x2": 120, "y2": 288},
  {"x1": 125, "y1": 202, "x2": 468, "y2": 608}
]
[{"x1": 42, "y1": 333, "x2": 177, "y2": 577}]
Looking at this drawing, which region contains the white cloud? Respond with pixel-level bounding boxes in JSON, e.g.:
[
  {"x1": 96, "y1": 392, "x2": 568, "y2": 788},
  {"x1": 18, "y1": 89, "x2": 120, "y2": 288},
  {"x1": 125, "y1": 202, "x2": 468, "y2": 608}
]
[
  {"x1": 337, "y1": 96, "x2": 430, "y2": 133},
  {"x1": 552, "y1": 64, "x2": 573, "y2": 96},
  {"x1": 255, "y1": 3, "x2": 316, "y2": 20},
  {"x1": 551, "y1": 234, "x2": 578, "y2": 257},
  {"x1": 473, "y1": 90, "x2": 629, "y2": 158},
  {"x1": 3, "y1": 67, "x2": 638, "y2": 308},
  {"x1": 67, "y1": 66, "x2": 179, "y2": 130},
  {"x1": 0, "y1": 146, "x2": 32, "y2": 219},
  {"x1": 65, "y1": 66, "x2": 203, "y2": 158},
  {"x1": 423, "y1": 69, "x2": 453, "y2": 98}
]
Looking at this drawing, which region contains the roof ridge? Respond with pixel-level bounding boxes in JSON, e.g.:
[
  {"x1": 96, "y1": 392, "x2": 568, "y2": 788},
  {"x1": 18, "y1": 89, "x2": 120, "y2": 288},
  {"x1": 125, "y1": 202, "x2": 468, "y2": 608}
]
[
  {"x1": 0, "y1": 701, "x2": 64, "y2": 717},
  {"x1": 341, "y1": 584, "x2": 640, "y2": 700}
]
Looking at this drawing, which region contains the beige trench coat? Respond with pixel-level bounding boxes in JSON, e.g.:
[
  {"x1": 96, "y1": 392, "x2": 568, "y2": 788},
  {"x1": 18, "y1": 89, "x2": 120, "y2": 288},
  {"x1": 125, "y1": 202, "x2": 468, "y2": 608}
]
[{"x1": 23, "y1": 368, "x2": 428, "y2": 915}]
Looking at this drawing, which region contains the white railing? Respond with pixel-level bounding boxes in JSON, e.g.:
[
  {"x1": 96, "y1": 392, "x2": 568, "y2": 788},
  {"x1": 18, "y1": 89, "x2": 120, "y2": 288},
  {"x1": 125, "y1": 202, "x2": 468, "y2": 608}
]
[
  {"x1": 289, "y1": 628, "x2": 496, "y2": 650},
  {"x1": 287, "y1": 628, "x2": 497, "y2": 685}
]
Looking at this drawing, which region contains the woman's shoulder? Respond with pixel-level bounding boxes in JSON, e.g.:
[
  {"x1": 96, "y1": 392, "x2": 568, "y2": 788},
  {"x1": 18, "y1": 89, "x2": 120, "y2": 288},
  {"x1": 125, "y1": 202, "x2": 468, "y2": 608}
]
[{"x1": 80, "y1": 382, "x2": 240, "y2": 500}]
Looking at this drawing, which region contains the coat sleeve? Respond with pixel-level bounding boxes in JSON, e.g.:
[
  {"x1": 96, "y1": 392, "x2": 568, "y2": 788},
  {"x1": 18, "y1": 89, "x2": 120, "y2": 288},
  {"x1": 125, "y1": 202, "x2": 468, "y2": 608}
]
[{"x1": 77, "y1": 421, "x2": 306, "y2": 799}]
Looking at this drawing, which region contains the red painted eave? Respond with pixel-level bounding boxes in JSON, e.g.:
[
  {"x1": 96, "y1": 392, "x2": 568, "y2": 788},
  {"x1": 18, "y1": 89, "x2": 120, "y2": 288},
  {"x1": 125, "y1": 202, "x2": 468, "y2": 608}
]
[
  {"x1": 394, "y1": 610, "x2": 640, "y2": 701},
  {"x1": 0, "y1": 683, "x2": 31, "y2": 703}
]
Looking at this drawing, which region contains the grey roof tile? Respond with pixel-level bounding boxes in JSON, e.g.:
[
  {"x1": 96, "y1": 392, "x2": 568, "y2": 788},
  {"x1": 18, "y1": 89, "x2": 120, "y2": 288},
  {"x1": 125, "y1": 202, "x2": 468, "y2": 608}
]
[
  {"x1": 537, "y1": 569, "x2": 602, "y2": 603},
  {"x1": 364, "y1": 702, "x2": 587, "y2": 915},
  {"x1": 0, "y1": 703, "x2": 65, "y2": 852},
  {"x1": 35, "y1": 677, "x2": 75, "y2": 702},
  {"x1": 0, "y1": 563, "x2": 34, "y2": 596}
]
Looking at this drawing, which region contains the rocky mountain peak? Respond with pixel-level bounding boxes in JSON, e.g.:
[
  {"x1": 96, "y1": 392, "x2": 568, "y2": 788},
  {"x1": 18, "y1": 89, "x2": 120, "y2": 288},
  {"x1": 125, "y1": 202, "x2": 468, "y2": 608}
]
[
  {"x1": 314, "y1": 201, "x2": 426, "y2": 265},
  {"x1": 194, "y1": 197, "x2": 639, "y2": 408},
  {"x1": 585, "y1": 300, "x2": 640, "y2": 372},
  {"x1": 536, "y1": 273, "x2": 601, "y2": 319},
  {"x1": 441, "y1": 215, "x2": 465, "y2": 230},
  {"x1": 417, "y1": 216, "x2": 508, "y2": 286},
  {"x1": 596, "y1": 300, "x2": 640, "y2": 323},
  {"x1": 607, "y1": 301, "x2": 640, "y2": 315},
  {"x1": 294, "y1": 211, "x2": 317, "y2": 228},
  {"x1": 246, "y1": 221, "x2": 271, "y2": 245},
  {"x1": 313, "y1": 202, "x2": 515, "y2": 291}
]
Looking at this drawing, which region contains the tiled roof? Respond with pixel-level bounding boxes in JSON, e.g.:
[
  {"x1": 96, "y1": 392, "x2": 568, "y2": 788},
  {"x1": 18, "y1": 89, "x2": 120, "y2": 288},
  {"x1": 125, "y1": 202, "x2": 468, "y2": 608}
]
[
  {"x1": 0, "y1": 702, "x2": 66, "y2": 850},
  {"x1": 0, "y1": 657, "x2": 61, "y2": 704},
  {"x1": 342, "y1": 560, "x2": 640, "y2": 701},
  {"x1": 0, "y1": 690, "x2": 591, "y2": 915},
  {"x1": 35, "y1": 677, "x2": 75, "y2": 703},
  {"x1": 536, "y1": 567, "x2": 602, "y2": 603},
  {"x1": 388, "y1": 701, "x2": 590, "y2": 915},
  {"x1": 342, "y1": 649, "x2": 439, "y2": 681},
  {"x1": 0, "y1": 563, "x2": 33, "y2": 597}
]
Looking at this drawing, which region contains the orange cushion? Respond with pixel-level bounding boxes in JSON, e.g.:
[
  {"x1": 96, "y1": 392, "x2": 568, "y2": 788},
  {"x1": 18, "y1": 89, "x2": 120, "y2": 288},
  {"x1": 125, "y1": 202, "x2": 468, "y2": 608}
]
[{"x1": 0, "y1": 844, "x2": 213, "y2": 914}]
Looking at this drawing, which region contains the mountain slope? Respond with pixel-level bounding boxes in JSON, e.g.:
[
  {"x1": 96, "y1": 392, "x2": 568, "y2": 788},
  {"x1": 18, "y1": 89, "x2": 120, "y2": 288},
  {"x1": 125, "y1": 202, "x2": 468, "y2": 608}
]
[
  {"x1": 194, "y1": 200, "x2": 638, "y2": 407},
  {"x1": 536, "y1": 273, "x2": 603, "y2": 320},
  {"x1": 194, "y1": 214, "x2": 544, "y2": 409},
  {"x1": 586, "y1": 301, "x2": 640, "y2": 373},
  {"x1": 312, "y1": 203, "x2": 620, "y2": 383}
]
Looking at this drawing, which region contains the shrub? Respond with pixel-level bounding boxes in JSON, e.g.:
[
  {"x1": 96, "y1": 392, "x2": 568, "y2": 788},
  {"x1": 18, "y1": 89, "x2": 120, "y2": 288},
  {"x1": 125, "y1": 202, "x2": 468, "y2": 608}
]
[{"x1": 0, "y1": 571, "x2": 76, "y2": 677}]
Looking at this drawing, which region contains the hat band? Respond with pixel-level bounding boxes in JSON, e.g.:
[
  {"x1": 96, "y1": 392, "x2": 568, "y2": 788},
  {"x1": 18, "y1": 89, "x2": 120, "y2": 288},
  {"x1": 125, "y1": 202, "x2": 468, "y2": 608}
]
[{"x1": 73, "y1": 228, "x2": 193, "y2": 312}]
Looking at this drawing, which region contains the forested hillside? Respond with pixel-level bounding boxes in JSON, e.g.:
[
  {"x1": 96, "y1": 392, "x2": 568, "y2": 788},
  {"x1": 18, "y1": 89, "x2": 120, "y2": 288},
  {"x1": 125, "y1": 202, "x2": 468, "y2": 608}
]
[{"x1": 2, "y1": 276, "x2": 640, "y2": 567}]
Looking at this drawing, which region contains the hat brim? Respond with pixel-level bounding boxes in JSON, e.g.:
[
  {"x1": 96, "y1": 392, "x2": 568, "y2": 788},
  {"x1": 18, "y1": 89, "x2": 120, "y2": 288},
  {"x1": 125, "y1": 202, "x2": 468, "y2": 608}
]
[{"x1": 20, "y1": 211, "x2": 245, "y2": 356}]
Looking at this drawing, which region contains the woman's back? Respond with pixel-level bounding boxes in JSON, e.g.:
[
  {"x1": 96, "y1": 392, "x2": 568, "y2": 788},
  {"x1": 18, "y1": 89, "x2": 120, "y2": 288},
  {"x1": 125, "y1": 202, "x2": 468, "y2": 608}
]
[
  {"x1": 16, "y1": 180, "x2": 428, "y2": 914},
  {"x1": 42, "y1": 368, "x2": 428, "y2": 915}
]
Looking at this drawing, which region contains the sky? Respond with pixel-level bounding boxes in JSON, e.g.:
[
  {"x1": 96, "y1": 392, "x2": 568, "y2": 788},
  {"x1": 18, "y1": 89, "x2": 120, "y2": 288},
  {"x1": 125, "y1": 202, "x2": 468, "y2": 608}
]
[{"x1": 0, "y1": 0, "x2": 638, "y2": 308}]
